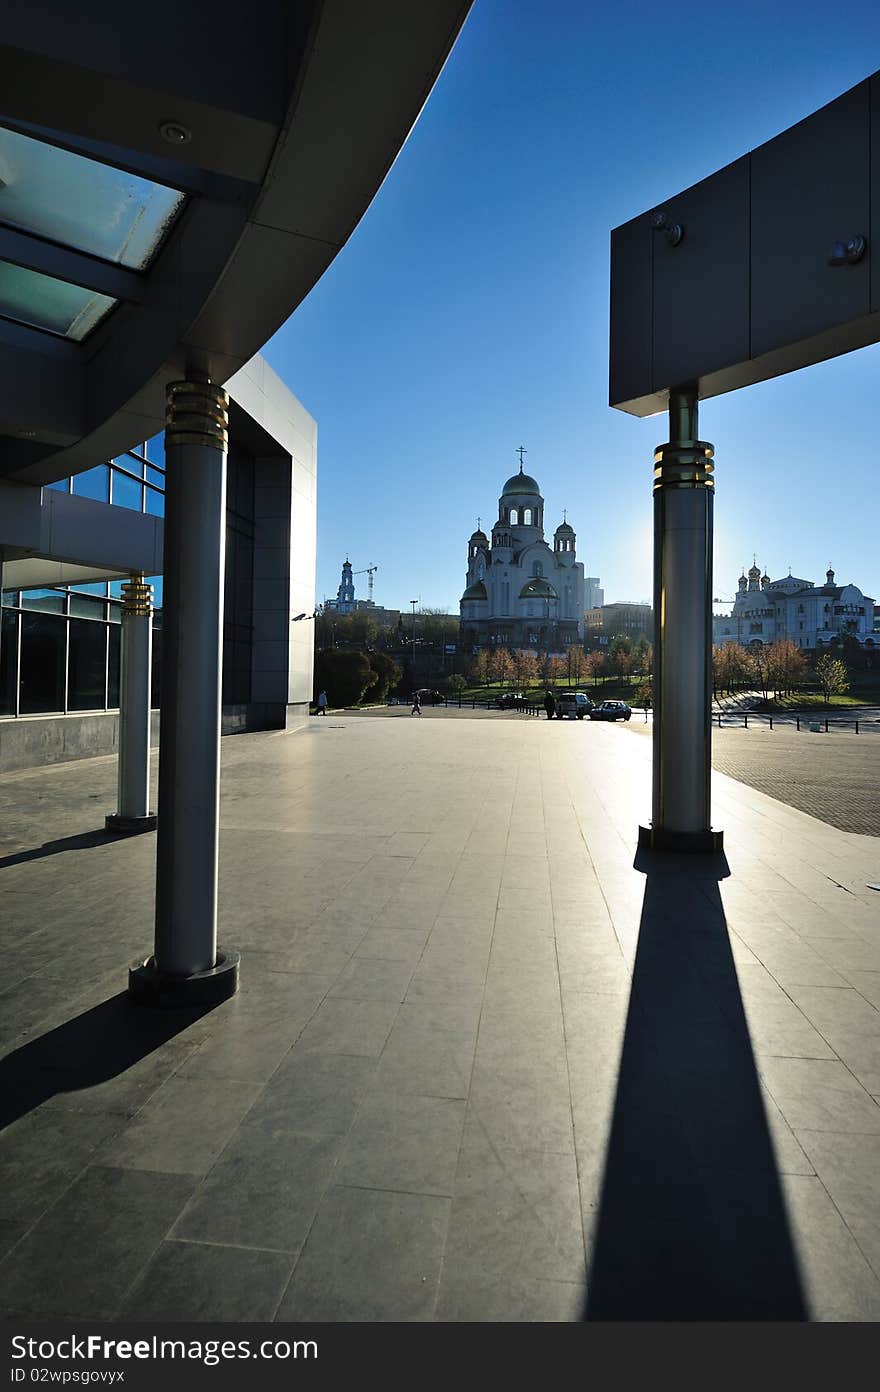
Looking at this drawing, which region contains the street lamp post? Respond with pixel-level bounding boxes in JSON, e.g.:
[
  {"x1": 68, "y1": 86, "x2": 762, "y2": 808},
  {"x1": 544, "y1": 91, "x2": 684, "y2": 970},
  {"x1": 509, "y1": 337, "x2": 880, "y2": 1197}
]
[{"x1": 410, "y1": 600, "x2": 418, "y2": 688}]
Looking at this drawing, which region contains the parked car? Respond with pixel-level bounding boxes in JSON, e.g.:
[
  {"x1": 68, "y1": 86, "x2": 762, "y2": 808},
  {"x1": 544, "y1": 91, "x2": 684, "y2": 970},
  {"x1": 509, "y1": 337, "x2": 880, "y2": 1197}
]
[
  {"x1": 414, "y1": 688, "x2": 446, "y2": 706},
  {"x1": 555, "y1": 690, "x2": 593, "y2": 719},
  {"x1": 589, "y1": 700, "x2": 632, "y2": 721},
  {"x1": 495, "y1": 690, "x2": 525, "y2": 709}
]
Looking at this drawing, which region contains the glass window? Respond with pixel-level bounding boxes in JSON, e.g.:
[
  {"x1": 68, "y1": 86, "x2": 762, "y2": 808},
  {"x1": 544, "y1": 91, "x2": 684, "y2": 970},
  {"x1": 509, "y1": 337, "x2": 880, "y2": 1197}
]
[
  {"x1": 509, "y1": 509, "x2": 518, "y2": 525},
  {"x1": 20, "y1": 588, "x2": 65, "y2": 613},
  {"x1": 73, "y1": 465, "x2": 110, "y2": 503},
  {"x1": 0, "y1": 608, "x2": 17, "y2": 715},
  {"x1": 0, "y1": 126, "x2": 186, "y2": 270},
  {"x1": 144, "y1": 486, "x2": 164, "y2": 518},
  {"x1": 113, "y1": 453, "x2": 144, "y2": 477},
  {"x1": 45, "y1": 478, "x2": 70, "y2": 493},
  {"x1": 111, "y1": 470, "x2": 142, "y2": 511},
  {"x1": 19, "y1": 609, "x2": 65, "y2": 713},
  {"x1": 145, "y1": 434, "x2": 165, "y2": 467},
  {"x1": 147, "y1": 576, "x2": 163, "y2": 609},
  {"x1": 2, "y1": 590, "x2": 19, "y2": 607},
  {"x1": 146, "y1": 466, "x2": 164, "y2": 490},
  {"x1": 523, "y1": 509, "x2": 532, "y2": 525},
  {"x1": 67, "y1": 617, "x2": 107, "y2": 710},
  {"x1": 0, "y1": 260, "x2": 116, "y2": 340},
  {"x1": 108, "y1": 622, "x2": 120, "y2": 706},
  {"x1": 69, "y1": 593, "x2": 105, "y2": 619}
]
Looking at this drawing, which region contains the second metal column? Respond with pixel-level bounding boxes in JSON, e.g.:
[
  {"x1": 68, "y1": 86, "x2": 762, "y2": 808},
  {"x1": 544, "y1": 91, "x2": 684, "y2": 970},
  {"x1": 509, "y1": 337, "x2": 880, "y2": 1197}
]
[
  {"x1": 639, "y1": 387, "x2": 723, "y2": 853},
  {"x1": 129, "y1": 378, "x2": 239, "y2": 1004}
]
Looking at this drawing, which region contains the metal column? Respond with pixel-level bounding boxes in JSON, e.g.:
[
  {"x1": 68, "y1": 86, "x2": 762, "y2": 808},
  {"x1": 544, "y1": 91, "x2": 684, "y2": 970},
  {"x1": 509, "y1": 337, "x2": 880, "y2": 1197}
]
[
  {"x1": 106, "y1": 574, "x2": 157, "y2": 834},
  {"x1": 639, "y1": 387, "x2": 723, "y2": 853},
  {"x1": 129, "y1": 378, "x2": 239, "y2": 1005}
]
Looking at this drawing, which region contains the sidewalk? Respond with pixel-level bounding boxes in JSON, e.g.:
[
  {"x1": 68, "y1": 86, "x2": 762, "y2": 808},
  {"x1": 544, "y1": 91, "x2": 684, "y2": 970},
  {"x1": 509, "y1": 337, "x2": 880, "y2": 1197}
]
[{"x1": 0, "y1": 716, "x2": 878, "y2": 1320}]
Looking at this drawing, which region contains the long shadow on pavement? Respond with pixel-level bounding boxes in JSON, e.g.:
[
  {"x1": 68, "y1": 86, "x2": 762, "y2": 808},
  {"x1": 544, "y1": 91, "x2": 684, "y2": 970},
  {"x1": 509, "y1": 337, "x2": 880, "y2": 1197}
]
[
  {"x1": 0, "y1": 994, "x2": 209, "y2": 1130},
  {"x1": 0, "y1": 830, "x2": 120, "y2": 871},
  {"x1": 584, "y1": 850, "x2": 807, "y2": 1320}
]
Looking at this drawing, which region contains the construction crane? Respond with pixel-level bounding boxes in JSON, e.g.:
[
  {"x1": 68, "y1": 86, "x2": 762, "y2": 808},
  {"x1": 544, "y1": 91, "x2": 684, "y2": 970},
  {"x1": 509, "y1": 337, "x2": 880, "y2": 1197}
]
[{"x1": 352, "y1": 563, "x2": 378, "y2": 603}]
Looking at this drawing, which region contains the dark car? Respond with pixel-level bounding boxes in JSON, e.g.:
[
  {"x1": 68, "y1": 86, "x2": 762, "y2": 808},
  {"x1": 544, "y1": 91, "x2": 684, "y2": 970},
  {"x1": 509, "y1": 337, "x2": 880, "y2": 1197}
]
[
  {"x1": 414, "y1": 688, "x2": 446, "y2": 706},
  {"x1": 589, "y1": 699, "x2": 632, "y2": 721},
  {"x1": 494, "y1": 690, "x2": 525, "y2": 709},
  {"x1": 555, "y1": 690, "x2": 593, "y2": 719}
]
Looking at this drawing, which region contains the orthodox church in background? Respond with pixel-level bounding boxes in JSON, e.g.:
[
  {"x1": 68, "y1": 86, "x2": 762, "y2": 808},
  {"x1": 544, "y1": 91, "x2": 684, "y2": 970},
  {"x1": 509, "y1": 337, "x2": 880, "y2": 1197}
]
[
  {"x1": 460, "y1": 457, "x2": 586, "y2": 651},
  {"x1": 713, "y1": 562, "x2": 876, "y2": 651}
]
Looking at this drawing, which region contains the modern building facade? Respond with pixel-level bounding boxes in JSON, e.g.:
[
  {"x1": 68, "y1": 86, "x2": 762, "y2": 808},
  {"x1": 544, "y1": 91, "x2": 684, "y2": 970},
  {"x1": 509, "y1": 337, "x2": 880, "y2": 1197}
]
[
  {"x1": 459, "y1": 462, "x2": 586, "y2": 651},
  {"x1": 585, "y1": 601, "x2": 653, "y2": 645},
  {"x1": 713, "y1": 563, "x2": 876, "y2": 651},
  {"x1": 0, "y1": 356, "x2": 316, "y2": 770}
]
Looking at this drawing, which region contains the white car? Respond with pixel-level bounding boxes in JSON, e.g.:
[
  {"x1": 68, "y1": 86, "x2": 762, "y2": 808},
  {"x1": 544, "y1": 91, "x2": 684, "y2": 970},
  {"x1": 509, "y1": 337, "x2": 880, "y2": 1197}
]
[{"x1": 556, "y1": 691, "x2": 593, "y2": 719}]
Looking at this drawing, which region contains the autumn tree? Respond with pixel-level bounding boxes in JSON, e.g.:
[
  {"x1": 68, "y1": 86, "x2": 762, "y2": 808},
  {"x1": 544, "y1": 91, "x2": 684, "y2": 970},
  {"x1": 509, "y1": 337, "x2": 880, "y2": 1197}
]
[
  {"x1": 513, "y1": 648, "x2": 539, "y2": 690},
  {"x1": 472, "y1": 649, "x2": 492, "y2": 687},
  {"x1": 766, "y1": 638, "x2": 807, "y2": 698},
  {"x1": 583, "y1": 650, "x2": 605, "y2": 687},
  {"x1": 490, "y1": 647, "x2": 514, "y2": 686},
  {"x1": 814, "y1": 653, "x2": 850, "y2": 706},
  {"x1": 567, "y1": 646, "x2": 586, "y2": 683}
]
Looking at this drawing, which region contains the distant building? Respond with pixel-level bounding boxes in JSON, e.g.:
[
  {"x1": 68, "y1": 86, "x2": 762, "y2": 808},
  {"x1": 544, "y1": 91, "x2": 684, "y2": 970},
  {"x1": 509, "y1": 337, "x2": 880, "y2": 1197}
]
[
  {"x1": 586, "y1": 602, "x2": 653, "y2": 645},
  {"x1": 585, "y1": 577, "x2": 604, "y2": 609},
  {"x1": 459, "y1": 459, "x2": 585, "y2": 651},
  {"x1": 327, "y1": 558, "x2": 356, "y2": 614},
  {"x1": 713, "y1": 563, "x2": 876, "y2": 651}
]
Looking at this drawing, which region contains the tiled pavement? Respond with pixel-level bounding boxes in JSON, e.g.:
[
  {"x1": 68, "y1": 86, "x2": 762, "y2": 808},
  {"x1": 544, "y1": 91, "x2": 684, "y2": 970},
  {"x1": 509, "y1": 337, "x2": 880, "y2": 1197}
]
[{"x1": 0, "y1": 714, "x2": 879, "y2": 1321}]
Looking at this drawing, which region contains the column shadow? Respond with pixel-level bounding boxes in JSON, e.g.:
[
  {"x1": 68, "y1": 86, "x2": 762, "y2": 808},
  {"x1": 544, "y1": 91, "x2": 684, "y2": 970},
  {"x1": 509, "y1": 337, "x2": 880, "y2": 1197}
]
[
  {"x1": 0, "y1": 830, "x2": 117, "y2": 871},
  {"x1": 0, "y1": 994, "x2": 210, "y2": 1130},
  {"x1": 584, "y1": 850, "x2": 807, "y2": 1320}
]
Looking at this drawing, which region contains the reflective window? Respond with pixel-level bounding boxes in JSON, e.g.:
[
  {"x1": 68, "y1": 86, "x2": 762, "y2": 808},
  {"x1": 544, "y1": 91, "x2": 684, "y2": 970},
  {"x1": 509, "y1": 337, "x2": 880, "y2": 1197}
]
[
  {"x1": 523, "y1": 508, "x2": 532, "y2": 525},
  {"x1": 0, "y1": 260, "x2": 116, "y2": 340},
  {"x1": 113, "y1": 453, "x2": 144, "y2": 478},
  {"x1": 69, "y1": 592, "x2": 105, "y2": 619},
  {"x1": 67, "y1": 617, "x2": 106, "y2": 710},
  {"x1": 111, "y1": 470, "x2": 142, "y2": 511},
  {"x1": 145, "y1": 434, "x2": 165, "y2": 467},
  {"x1": 145, "y1": 487, "x2": 164, "y2": 518},
  {"x1": 73, "y1": 465, "x2": 110, "y2": 503},
  {"x1": 45, "y1": 478, "x2": 70, "y2": 493},
  {"x1": 20, "y1": 588, "x2": 65, "y2": 613},
  {"x1": 146, "y1": 466, "x2": 164, "y2": 489},
  {"x1": 108, "y1": 623, "x2": 121, "y2": 706},
  {"x1": 0, "y1": 608, "x2": 16, "y2": 715},
  {"x1": 19, "y1": 610, "x2": 65, "y2": 712},
  {"x1": 0, "y1": 126, "x2": 186, "y2": 269}
]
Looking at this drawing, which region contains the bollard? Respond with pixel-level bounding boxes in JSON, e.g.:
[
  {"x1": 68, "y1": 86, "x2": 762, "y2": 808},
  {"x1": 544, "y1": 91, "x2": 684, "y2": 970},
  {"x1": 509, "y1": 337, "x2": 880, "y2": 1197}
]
[
  {"x1": 769, "y1": 716, "x2": 773, "y2": 730},
  {"x1": 796, "y1": 717, "x2": 800, "y2": 731},
  {"x1": 856, "y1": 721, "x2": 859, "y2": 734},
  {"x1": 825, "y1": 717, "x2": 829, "y2": 733},
  {"x1": 744, "y1": 714, "x2": 748, "y2": 729}
]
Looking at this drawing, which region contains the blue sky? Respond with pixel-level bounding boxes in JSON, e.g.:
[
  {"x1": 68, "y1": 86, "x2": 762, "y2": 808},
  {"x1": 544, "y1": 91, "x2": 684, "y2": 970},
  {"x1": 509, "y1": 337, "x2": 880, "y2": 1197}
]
[{"x1": 263, "y1": 0, "x2": 880, "y2": 615}]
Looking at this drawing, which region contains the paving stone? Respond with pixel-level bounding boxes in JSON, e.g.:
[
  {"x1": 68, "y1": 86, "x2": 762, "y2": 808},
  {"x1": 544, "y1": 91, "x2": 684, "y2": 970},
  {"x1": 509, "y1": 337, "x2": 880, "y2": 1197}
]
[
  {"x1": 118, "y1": 1239, "x2": 295, "y2": 1322},
  {"x1": 338, "y1": 1090, "x2": 466, "y2": 1196},
  {"x1": 0, "y1": 1166, "x2": 195, "y2": 1318},
  {"x1": 97, "y1": 1077, "x2": 261, "y2": 1175},
  {"x1": 277, "y1": 1186, "x2": 449, "y2": 1321}
]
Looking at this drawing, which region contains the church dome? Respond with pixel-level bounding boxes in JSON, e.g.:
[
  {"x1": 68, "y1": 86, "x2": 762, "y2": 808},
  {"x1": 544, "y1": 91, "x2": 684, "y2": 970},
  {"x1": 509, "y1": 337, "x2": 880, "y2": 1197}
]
[
  {"x1": 519, "y1": 577, "x2": 558, "y2": 600},
  {"x1": 554, "y1": 521, "x2": 574, "y2": 534},
  {"x1": 469, "y1": 528, "x2": 488, "y2": 543},
  {"x1": 748, "y1": 562, "x2": 761, "y2": 579},
  {"x1": 502, "y1": 468, "x2": 541, "y2": 496},
  {"x1": 461, "y1": 580, "x2": 488, "y2": 602}
]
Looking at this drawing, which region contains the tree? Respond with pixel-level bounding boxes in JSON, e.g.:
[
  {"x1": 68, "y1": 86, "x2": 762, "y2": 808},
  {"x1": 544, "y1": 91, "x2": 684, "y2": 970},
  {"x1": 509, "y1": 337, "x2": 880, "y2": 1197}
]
[
  {"x1": 814, "y1": 653, "x2": 850, "y2": 706},
  {"x1": 748, "y1": 644, "x2": 770, "y2": 702},
  {"x1": 567, "y1": 646, "x2": 586, "y2": 683},
  {"x1": 766, "y1": 639, "x2": 806, "y2": 698},
  {"x1": 472, "y1": 649, "x2": 492, "y2": 688},
  {"x1": 446, "y1": 672, "x2": 467, "y2": 696},
  {"x1": 490, "y1": 647, "x2": 514, "y2": 686},
  {"x1": 545, "y1": 654, "x2": 566, "y2": 685},
  {"x1": 362, "y1": 650, "x2": 401, "y2": 703},
  {"x1": 583, "y1": 650, "x2": 605, "y2": 687},
  {"x1": 513, "y1": 648, "x2": 539, "y2": 690},
  {"x1": 313, "y1": 649, "x2": 373, "y2": 707}
]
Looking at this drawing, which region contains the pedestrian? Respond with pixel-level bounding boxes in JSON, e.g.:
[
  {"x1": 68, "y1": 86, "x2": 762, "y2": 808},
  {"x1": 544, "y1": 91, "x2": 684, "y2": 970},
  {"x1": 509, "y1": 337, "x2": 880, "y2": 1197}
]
[
  {"x1": 543, "y1": 689, "x2": 556, "y2": 721},
  {"x1": 411, "y1": 691, "x2": 421, "y2": 716},
  {"x1": 317, "y1": 689, "x2": 328, "y2": 716}
]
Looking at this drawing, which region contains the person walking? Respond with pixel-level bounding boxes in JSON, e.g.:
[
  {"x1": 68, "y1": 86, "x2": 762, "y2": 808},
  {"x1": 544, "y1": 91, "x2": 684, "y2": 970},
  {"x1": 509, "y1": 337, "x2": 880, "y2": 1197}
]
[
  {"x1": 317, "y1": 689, "x2": 328, "y2": 716},
  {"x1": 411, "y1": 691, "x2": 422, "y2": 716},
  {"x1": 543, "y1": 689, "x2": 556, "y2": 721}
]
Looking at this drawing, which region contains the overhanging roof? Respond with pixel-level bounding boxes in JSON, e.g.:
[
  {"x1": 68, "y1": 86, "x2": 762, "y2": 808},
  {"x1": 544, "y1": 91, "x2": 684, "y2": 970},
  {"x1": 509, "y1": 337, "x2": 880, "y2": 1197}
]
[{"x1": 0, "y1": 0, "x2": 471, "y2": 483}]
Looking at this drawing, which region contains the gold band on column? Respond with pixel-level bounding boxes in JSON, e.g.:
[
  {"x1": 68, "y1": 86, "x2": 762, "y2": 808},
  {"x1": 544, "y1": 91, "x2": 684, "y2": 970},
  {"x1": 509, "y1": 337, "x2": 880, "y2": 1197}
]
[
  {"x1": 166, "y1": 380, "x2": 229, "y2": 453},
  {"x1": 652, "y1": 440, "x2": 714, "y2": 492},
  {"x1": 121, "y1": 573, "x2": 154, "y2": 617}
]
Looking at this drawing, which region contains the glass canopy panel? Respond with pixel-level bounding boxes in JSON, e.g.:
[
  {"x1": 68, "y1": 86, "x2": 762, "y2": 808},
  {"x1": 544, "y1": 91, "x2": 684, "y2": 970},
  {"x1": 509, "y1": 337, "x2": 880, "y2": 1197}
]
[
  {"x1": 0, "y1": 260, "x2": 115, "y2": 340},
  {"x1": 0, "y1": 127, "x2": 185, "y2": 269}
]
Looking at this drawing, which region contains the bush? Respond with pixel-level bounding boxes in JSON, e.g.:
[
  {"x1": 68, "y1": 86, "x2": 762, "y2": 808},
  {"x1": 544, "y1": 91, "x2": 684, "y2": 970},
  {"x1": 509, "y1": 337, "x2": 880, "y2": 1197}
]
[
  {"x1": 363, "y1": 651, "x2": 402, "y2": 703},
  {"x1": 314, "y1": 650, "x2": 373, "y2": 707}
]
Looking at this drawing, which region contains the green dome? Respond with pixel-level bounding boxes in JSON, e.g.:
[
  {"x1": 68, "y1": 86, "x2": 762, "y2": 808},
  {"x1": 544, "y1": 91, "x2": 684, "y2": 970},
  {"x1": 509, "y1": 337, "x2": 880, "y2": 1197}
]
[
  {"x1": 461, "y1": 580, "x2": 488, "y2": 602},
  {"x1": 519, "y1": 578, "x2": 558, "y2": 600},
  {"x1": 502, "y1": 470, "x2": 541, "y2": 496}
]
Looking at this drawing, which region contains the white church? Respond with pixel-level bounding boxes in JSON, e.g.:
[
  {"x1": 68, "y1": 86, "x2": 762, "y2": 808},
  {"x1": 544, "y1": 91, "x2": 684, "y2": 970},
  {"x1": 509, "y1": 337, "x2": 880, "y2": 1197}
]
[
  {"x1": 459, "y1": 459, "x2": 586, "y2": 651},
  {"x1": 713, "y1": 563, "x2": 876, "y2": 652}
]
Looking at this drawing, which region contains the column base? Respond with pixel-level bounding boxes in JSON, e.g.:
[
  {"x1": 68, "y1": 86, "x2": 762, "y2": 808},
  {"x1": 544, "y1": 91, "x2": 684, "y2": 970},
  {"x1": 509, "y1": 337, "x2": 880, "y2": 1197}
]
[
  {"x1": 638, "y1": 825, "x2": 724, "y2": 854},
  {"x1": 128, "y1": 949, "x2": 240, "y2": 1008},
  {"x1": 105, "y1": 812, "x2": 158, "y2": 835}
]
